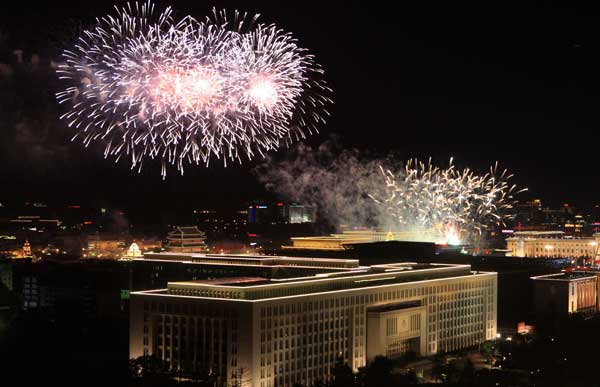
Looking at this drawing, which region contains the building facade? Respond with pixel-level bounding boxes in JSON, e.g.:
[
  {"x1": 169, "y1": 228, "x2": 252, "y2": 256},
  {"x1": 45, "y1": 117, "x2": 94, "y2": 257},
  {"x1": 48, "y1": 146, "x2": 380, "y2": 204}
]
[
  {"x1": 285, "y1": 230, "x2": 448, "y2": 252},
  {"x1": 506, "y1": 231, "x2": 600, "y2": 259},
  {"x1": 130, "y1": 254, "x2": 497, "y2": 387},
  {"x1": 531, "y1": 272, "x2": 599, "y2": 316}
]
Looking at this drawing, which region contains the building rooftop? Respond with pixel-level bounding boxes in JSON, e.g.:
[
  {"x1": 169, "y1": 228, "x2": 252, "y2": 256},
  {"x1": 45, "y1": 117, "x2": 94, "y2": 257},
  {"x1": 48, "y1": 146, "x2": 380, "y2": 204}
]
[
  {"x1": 192, "y1": 277, "x2": 268, "y2": 286},
  {"x1": 132, "y1": 257, "x2": 493, "y2": 302},
  {"x1": 139, "y1": 252, "x2": 361, "y2": 270},
  {"x1": 508, "y1": 231, "x2": 598, "y2": 240},
  {"x1": 167, "y1": 226, "x2": 206, "y2": 237},
  {"x1": 285, "y1": 230, "x2": 447, "y2": 249},
  {"x1": 531, "y1": 272, "x2": 597, "y2": 282}
]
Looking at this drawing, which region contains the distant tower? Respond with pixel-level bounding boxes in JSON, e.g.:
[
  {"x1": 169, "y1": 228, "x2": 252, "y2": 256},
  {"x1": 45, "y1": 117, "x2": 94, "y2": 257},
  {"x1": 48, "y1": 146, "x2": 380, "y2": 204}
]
[
  {"x1": 23, "y1": 240, "x2": 31, "y2": 256},
  {"x1": 386, "y1": 230, "x2": 395, "y2": 241},
  {"x1": 166, "y1": 226, "x2": 208, "y2": 253},
  {"x1": 21, "y1": 240, "x2": 35, "y2": 260}
]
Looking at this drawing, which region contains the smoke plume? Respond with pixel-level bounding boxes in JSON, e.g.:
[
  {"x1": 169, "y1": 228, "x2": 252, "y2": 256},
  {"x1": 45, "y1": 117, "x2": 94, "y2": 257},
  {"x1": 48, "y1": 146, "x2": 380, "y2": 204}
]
[{"x1": 254, "y1": 141, "x2": 395, "y2": 231}]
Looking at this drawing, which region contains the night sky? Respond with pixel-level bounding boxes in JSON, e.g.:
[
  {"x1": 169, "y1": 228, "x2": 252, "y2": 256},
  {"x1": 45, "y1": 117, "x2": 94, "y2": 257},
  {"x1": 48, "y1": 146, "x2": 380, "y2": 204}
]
[{"x1": 1, "y1": 1, "x2": 599, "y2": 215}]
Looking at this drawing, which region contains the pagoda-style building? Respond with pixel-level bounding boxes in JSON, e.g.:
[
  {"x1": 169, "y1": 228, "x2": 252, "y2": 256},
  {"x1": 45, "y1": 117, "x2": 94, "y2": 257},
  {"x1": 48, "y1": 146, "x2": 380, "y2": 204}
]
[
  {"x1": 16, "y1": 240, "x2": 37, "y2": 261},
  {"x1": 22, "y1": 240, "x2": 32, "y2": 257},
  {"x1": 166, "y1": 226, "x2": 208, "y2": 253}
]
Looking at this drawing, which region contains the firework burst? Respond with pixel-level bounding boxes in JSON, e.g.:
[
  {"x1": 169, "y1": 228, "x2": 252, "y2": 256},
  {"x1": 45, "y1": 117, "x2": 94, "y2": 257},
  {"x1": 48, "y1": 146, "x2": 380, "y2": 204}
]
[
  {"x1": 370, "y1": 158, "x2": 527, "y2": 244},
  {"x1": 56, "y1": 2, "x2": 331, "y2": 176}
]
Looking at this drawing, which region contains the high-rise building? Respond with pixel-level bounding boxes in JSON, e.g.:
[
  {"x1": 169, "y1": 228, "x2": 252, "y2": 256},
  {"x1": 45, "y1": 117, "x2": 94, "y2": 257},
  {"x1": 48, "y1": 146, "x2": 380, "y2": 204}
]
[
  {"x1": 248, "y1": 202, "x2": 316, "y2": 225},
  {"x1": 287, "y1": 204, "x2": 316, "y2": 224},
  {"x1": 130, "y1": 253, "x2": 497, "y2": 387},
  {"x1": 166, "y1": 226, "x2": 208, "y2": 253}
]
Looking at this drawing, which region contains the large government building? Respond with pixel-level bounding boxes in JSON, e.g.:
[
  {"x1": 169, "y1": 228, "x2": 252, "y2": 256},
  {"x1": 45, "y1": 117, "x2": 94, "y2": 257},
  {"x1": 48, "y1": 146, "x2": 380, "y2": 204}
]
[
  {"x1": 283, "y1": 230, "x2": 446, "y2": 251},
  {"x1": 506, "y1": 231, "x2": 600, "y2": 259},
  {"x1": 130, "y1": 253, "x2": 497, "y2": 387}
]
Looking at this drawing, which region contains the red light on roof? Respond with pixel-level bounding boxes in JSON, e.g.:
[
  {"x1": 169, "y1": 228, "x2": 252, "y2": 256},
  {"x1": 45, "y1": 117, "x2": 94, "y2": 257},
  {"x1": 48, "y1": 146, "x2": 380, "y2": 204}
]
[
  {"x1": 69, "y1": 205, "x2": 81, "y2": 209},
  {"x1": 83, "y1": 221, "x2": 92, "y2": 225},
  {"x1": 247, "y1": 233, "x2": 257, "y2": 237},
  {"x1": 563, "y1": 203, "x2": 569, "y2": 207}
]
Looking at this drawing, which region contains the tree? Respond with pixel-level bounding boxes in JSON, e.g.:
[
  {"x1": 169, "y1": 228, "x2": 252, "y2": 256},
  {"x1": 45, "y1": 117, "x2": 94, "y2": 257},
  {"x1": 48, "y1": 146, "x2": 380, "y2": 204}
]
[
  {"x1": 129, "y1": 355, "x2": 170, "y2": 377},
  {"x1": 458, "y1": 359, "x2": 475, "y2": 386},
  {"x1": 231, "y1": 366, "x2": 252, "y2": 387},
  {"x1": 331, "y1": 356, "x2": 354, "y2": 387},
  {"x1": 360, "y1": 356, "x2": 393, "y2": 387},
  {"x1": 431, "y1": 361, "x2": 447, "y2": 383}
]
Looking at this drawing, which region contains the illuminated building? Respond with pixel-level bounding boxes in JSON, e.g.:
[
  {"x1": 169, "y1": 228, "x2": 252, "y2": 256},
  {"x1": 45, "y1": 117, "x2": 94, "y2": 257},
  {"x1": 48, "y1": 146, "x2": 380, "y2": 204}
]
[
  {"x1": 287, "y1": 204, "x2": 316, "y2": 224},
  {"x1": 130, "y1": 253, "x2": 497, "y2": 387},
  {"x1": 284, "y1": 230, "x2": 444, "y2": 251},
  {"x1": 531, "y1": 272, "x2": 598, "y2": 316},
  {"x1": 22, "y1": 240, "x2": 32, "y2": 258},
  {"x1": 511, "y1": 201, "x2": 595, "y2": 236},
  {"x1": 137, "y1": 239, "x2": 163, "y2": 251},
  {"x1": 166, "y1": 226, "x2": 208, "y2": 253},
  {"x1": 194, "y1": 210, "x2": 247, "y2": 241},
  {"x1": 86, "y1": 233, "x2": 126, "y2": 259},
  {"x1": 248, "y1": 202, "x2": 316, "y2": 225},
  {"x1": 7, "y1": 239, "x2": 37, "y2": 261},
  {"x1": 505, "y1": 231, "x2": 600, "y2": 259},
  {"x1": 121, "y1": 242, "x2": 144, "y2": 261}
]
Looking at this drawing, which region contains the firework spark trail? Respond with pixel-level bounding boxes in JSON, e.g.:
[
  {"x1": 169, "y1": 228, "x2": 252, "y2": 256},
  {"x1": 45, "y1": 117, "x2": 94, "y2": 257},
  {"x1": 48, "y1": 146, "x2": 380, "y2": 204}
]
[
  {"x1": 369, "y1": 158, "x2": 527, "y2": 244},
  {"x1": 55, "y1": 2, "x2": 331, "y2": 177}
]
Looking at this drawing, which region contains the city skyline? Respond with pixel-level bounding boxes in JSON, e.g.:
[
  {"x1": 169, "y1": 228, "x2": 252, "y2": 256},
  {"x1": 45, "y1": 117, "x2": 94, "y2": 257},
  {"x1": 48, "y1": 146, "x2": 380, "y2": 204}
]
[{"x1": 2, "y1": 3, "x2": 600, "y2": 386}]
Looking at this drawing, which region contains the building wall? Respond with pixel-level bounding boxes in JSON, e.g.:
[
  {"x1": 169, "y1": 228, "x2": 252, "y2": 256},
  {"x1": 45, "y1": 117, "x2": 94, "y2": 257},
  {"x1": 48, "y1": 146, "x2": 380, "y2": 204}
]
[
  {"x1": 533, "y1": 276, "x2": 598, "y2": 316},
  {"x1": 0, "y1": 262, "x2": 13, "y2": 291},
  {"x1": 130, "y1": 272, "x2": 497, "y2": 387},
  {"x1": 289, "y1": 239, "x2": 348, "y2": 250},
  {"x1": 572, "y1": 278, "x2": 596, "y2": 312},
  {"x1": 130, "y1": 296, "x2": 255, "y2": 386}
]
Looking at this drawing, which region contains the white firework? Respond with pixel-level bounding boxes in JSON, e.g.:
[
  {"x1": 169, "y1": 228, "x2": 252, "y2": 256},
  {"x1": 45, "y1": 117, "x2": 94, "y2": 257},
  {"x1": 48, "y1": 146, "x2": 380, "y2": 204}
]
[
  {"x1": 370, "y1": 158, "x2": 527, "y2": 244},
  {"x1": 56, "y1": 2, "x2": 331, "y2": 176}
]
